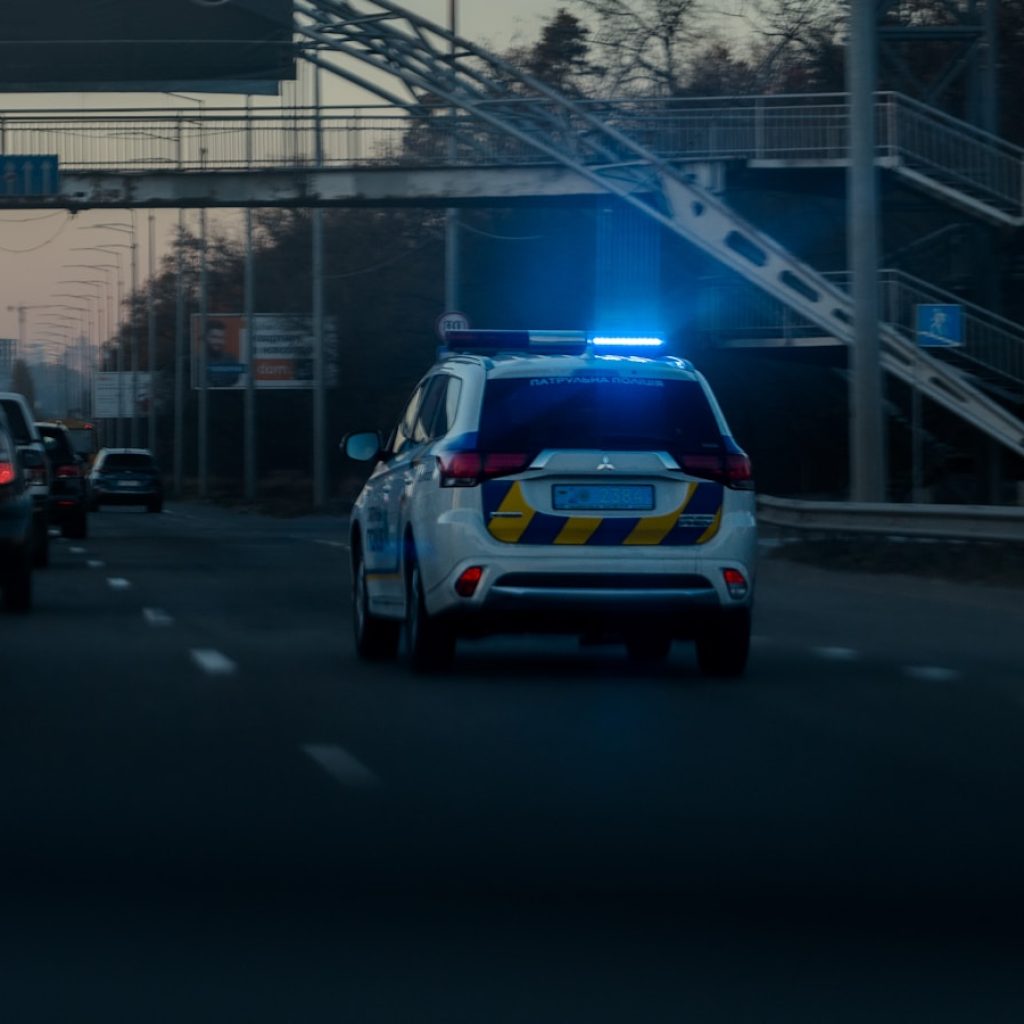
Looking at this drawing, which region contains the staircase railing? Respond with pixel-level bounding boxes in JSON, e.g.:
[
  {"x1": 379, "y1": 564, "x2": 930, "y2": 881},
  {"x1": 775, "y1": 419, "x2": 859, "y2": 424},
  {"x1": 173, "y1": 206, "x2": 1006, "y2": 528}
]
[{"x1": 701, "y1": 268, "x2": 1024, "y2": 394}]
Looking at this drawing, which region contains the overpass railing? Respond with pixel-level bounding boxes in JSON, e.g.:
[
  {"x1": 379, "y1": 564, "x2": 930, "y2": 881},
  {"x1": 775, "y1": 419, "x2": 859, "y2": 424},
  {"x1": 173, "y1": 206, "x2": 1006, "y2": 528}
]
[
  {"x1": 1, "y1": 92, "x2": 1020, "y2": 220},
  {"x1": 701, "y1": 268, "x2": 1024, "y2": 394}
]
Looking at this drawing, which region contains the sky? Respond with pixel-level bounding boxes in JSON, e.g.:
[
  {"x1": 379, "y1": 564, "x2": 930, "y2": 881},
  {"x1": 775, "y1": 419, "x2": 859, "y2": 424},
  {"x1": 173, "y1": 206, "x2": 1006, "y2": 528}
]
[{"x1": 0, "y1": 1, "x2": 569, "y2": 350}]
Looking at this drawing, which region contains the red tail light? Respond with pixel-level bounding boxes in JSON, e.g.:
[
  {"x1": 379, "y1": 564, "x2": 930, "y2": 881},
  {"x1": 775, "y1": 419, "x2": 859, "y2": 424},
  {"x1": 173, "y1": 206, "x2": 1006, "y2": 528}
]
[
  {"x1": 0, "y1": 461, "x2": 14, "y2": 486},
  {"x1": 680, "y1": 452, "x2": 754, "y2": 490},
  {"x1": 455, "y1": 566, "x2": 484, "y2": 597},
  {"x1": 56, "y1": 463, "x2": 80, "y2": 479},
  {"x1": 438, "y1": 451, "x2": 531, "y2": 487}
]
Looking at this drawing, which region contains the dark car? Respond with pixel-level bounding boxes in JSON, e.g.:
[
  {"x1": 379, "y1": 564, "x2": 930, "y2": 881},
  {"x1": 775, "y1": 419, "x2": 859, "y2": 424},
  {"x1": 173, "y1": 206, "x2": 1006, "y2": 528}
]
[
  {"x1": 0, "y1": 405, "x2": 32, "y2": 611},
  {"x1": 36, "y1": 422, "x2": 89, "y2": 539},
  {"x1": 88, "y1": 448, "x2": 163, "y2": 513},
  {"x1": 0, "y1": 391, "x2": 51, "y2": 567}
]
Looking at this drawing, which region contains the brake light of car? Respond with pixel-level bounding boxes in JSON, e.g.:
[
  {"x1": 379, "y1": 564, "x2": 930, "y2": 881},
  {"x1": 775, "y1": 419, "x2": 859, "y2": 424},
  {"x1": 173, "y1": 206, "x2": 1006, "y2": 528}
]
[
  {"x1": 438, "y1": 451, "x2": 532, "y2": 487},
  {"x1": 0, "y1": 461, "x2": 14, "y2": 486},
  {"x1": 55, "y1": 463, "x2": 81, "y2": 479},
  {"x1": 722, "y1": 568, "x2": 749, "y2": 600},
  {"x1": 680, "y1": 452, "x2": 754, "y2": 490},
  {"x1": 455, "y1": 566, "x2": 484, "y2": 597}
]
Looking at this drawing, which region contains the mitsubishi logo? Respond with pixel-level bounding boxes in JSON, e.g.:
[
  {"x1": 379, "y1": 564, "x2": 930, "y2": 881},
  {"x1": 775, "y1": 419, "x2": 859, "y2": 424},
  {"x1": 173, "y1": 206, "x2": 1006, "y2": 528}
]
[{"x1": 596, "y1": 456, "x2": 616, "y2": 471}]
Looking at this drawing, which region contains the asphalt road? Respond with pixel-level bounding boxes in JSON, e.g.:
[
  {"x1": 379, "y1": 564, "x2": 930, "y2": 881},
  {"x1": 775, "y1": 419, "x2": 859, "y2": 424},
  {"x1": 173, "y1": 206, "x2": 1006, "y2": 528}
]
[{"x1": 3, "y1": 502, "x2": 1024, "y2": 1022}]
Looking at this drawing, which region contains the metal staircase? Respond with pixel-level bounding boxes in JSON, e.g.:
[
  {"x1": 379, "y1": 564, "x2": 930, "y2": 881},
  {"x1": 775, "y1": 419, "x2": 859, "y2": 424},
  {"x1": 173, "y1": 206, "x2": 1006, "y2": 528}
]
[{"x1": 296, "y1": 0, "x2": 1024, "y2": 459}]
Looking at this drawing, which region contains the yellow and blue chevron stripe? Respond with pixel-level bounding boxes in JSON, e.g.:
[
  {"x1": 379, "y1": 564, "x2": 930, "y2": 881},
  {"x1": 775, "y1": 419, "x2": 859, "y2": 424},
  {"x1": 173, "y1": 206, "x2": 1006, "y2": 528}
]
[{"x1": 483, "y1": 480, "x2": 723, "y2": 546}]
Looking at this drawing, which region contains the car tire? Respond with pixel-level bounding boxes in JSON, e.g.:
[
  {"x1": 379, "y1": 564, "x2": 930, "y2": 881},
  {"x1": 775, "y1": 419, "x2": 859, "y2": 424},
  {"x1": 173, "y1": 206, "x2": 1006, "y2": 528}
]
[
  {"x1": 2, "y1": 546, "x2": 32, "y2": 613},
  {"x1": 626, "y1": 632, "x2": 672, "y2": 664},
  {"x1": 405, "y1": 556, "x2": 455, "y2": 673},
  {"x1": 352, "y1": 548, "x2": 400, "y2": 661},
  {"x1": 32, "y1": 522, "x2": 49, "y2": 569},
  {"x1": 695, "y1": 609, "x2": 751, "y2": 678}
]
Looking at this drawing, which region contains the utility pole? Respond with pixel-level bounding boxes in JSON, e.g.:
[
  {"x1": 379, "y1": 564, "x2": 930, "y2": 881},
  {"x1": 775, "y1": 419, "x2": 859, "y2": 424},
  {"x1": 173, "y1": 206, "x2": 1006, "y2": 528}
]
[
  {"x1": 847, "y1": 0, "x2": 886, "y2": 501},
  {"x1": 147, "y1": 211, "x2": 157, "y2": 451},
  {"x1": 198, "y1": 209, "x2": 209, "y2": 499},
  {"x1": 244, "y1": 95, "x2": 257, "y2": 502},
  {"x1": 445, "y1": 0, "x2": 460, "y2": 312},
  {"x1": 130, "y1": 211, "x2": 139, "y2": 447},
  {"x1": 174, "y1": 210, "x2": 186, "y2": 497},
  {"x1": 312, "y1": 60, "x2": 327, "y2": 510}
]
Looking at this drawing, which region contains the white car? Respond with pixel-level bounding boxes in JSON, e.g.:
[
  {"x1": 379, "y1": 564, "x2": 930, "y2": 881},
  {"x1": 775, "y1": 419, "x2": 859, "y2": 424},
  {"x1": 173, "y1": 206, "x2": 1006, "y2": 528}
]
[{"x1": 344, "y1": 331, "x2": 757, "y2": 676}]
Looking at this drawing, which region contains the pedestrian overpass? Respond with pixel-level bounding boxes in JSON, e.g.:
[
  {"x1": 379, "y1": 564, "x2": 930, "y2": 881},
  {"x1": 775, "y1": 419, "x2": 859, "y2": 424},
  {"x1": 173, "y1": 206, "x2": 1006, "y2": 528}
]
[{"x1": 3, "y1": 0, "x2": 1023, "y2": 460}]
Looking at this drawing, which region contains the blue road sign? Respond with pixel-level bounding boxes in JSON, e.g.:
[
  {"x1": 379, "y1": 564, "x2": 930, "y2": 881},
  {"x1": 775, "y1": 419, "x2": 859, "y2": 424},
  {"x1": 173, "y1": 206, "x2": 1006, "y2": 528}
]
[
  {"x1": 916, "y1": 303, "x2": 963, "y2": 348},
  {"x1": 0, "y1": 155, "x2": 60, "y2": 196}
]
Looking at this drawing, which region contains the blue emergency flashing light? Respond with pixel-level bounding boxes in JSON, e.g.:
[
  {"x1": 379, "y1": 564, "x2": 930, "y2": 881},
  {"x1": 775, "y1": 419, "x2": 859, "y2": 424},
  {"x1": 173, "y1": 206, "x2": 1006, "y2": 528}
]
[
  {"x1": 442, "y1": 330, "x2": 665, "y2": 355},
  {"x1": 590, "y1": 336, "x2": 665, "y2": 348}
]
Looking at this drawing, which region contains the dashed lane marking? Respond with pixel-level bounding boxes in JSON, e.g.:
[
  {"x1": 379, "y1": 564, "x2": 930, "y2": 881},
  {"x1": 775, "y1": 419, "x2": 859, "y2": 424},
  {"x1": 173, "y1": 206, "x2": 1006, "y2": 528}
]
[
  {"x1": 143, "y1": 608, "x2": 174, "y2": 627},
  {"x1": 813, "y1": 646, "x2": 861, "y2": 662},
  {"x1": 314, "y1": 539, "x2": 349, "y2": 550},
  {"x1": 904, "y1": 666, "x2": 962, "y2": 683},
  {"x1": 87, "y1": 559, "x2": 105, "y2": 569},
  {"x1": 190, "y1": 648, "x2": 238, "y2": 676},
  {"x1": 70, "y1": 546, "x2": 86, "y2": 555},
  {"x1": 107, "y1": 577, "x2": 132, "y2": 591},
  {"x1": 302, "y1": 743, "x2": 380, "y2": 790}
]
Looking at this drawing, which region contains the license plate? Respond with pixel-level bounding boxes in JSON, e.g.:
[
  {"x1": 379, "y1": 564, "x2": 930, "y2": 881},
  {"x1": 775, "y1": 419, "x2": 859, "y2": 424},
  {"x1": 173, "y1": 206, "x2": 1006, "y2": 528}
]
[
  {"x1": 552, "y1": 484, "x2": 655, "y2": 511},
  {"x1": 120, "y1": 480, "x2": 141, "y2": 488}
]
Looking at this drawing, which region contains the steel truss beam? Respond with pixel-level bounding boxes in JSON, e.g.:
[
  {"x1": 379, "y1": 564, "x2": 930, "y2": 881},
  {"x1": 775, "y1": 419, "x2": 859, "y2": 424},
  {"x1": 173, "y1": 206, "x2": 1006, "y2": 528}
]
[{"x1": 296, "y1": 0, "x2": 1024, "y2": 459}]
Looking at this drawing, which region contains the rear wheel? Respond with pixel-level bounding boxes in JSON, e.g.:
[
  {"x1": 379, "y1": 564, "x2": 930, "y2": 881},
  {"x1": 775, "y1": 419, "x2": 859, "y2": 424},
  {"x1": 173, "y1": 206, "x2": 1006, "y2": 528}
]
[
  {"x1": 352, "y1": 548, "x2": 399, "y2": 661},
  {"x1": 69, "y1": 508, "x2": 88, "y2": 539},
  {"x1": 405, "y1": 556, "x2": 455, "y2": 673},
  {"x1": 695, "y1": 609, "x2": 751, "y2": 678},
  {"x1": 2, "y1": 546, "x2": 32, "y2": 613}
]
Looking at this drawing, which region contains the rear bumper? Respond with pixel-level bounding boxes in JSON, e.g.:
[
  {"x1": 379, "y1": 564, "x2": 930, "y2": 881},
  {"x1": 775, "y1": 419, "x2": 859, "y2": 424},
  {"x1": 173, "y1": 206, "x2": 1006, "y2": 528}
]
[{"x1": 93, "y1": 488, "x2": 159, "y2": 505}]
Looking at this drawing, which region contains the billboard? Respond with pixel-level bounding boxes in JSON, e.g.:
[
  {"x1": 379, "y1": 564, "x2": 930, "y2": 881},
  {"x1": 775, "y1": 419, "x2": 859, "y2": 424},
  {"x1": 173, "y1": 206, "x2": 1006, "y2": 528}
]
[
  {"x1": 94, "y1": 372, "x2": 152, "y2": 418},
  {"x1": 0, "y1": 1, "x2": 294, "y2": 95},
  {"x1": 191, "y1": 314, "x2": 339, "y2": 390}
]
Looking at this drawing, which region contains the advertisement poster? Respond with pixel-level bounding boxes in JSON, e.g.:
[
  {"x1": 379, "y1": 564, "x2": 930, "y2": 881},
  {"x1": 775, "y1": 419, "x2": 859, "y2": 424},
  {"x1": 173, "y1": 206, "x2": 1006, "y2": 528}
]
[
  {"x1": 191, "y1": 314, "x2": 337, "y2": 389},
  {"x1": 93, "y1": 371, "x2": 152, "y2": 417}
]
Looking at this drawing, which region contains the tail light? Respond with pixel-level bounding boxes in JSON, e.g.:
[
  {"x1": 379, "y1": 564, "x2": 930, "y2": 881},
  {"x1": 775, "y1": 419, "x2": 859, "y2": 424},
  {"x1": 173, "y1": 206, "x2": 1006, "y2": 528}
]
[
  {"x1": 0, "y1": 461, "x2": 14, "y2": 487},
  {"x1": 680, "y1": 452, "x2": 754, "y2": 490},
  {"x1": 722, "y1": 568, "x2": 749, "y2": 600},
  {"x1": 455, "y1": 566, "x2": 484, "y2": 597},
  {"x1": 438, "y1": 451, "x2": 532, "y2": 487},
  {"x1": 56, "y1": 463, "x2": 81, "y2": 479}
]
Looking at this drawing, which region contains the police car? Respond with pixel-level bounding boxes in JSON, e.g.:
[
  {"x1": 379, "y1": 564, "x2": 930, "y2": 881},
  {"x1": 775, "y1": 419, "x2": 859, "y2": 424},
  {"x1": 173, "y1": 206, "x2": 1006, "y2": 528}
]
[{"x1": 343, "y1": 331, "x2": 756, "y2": 676}]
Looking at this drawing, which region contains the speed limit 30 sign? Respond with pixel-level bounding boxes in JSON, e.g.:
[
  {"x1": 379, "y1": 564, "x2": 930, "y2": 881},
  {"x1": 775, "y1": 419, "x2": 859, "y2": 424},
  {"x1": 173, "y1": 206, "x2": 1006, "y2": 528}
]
[{"x1": 436, "y1": 311, "x2": 470, "y2": 341}]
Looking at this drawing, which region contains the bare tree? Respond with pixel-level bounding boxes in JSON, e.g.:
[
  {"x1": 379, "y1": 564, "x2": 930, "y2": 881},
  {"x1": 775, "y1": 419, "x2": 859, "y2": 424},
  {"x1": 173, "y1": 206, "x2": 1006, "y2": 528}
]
[{"x1": 571, "y1": 0, "x2": 706, "y2": 95}]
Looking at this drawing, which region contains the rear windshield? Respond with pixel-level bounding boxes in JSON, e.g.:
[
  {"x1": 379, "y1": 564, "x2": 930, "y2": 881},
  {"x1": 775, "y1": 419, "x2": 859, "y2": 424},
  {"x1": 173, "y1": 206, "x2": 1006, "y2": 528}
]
[
  {"x1": 67, "y1": 428, "x2": 98, "y2": 457},
  {"x1": 39, "y1": 428, "x2": 75, "y2": 463},
  {"x1": 0, "y1": 399, "x2": 32, "y2": 444},
  {"x1": 477, "y1": 375, "x2": 723, "y2": 453},
  {"x1": 101, "y1": 453, "x2": 156, "y2": 472}
]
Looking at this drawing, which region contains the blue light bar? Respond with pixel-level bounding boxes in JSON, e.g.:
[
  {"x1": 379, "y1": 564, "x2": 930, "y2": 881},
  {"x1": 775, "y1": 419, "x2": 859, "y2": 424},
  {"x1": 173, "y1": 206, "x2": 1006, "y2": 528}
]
[{"x1": 589, "y1": 336, "x2": 665, "y2": 348}]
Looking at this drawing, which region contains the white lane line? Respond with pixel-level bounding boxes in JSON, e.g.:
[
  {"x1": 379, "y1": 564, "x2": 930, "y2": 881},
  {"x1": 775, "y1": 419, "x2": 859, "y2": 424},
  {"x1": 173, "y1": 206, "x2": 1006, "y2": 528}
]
[
  {"x1": 190, "y1": 648, "x2": 238, "y2": 676},
  {"x1": 107, "y1": 577, "x2": 132, "y2": 591},
  {"x1": 904, "y1": 665, "x2": 962, "y2": 683},
  {"x1": 87, "y1": 559, "x2": 105, "y2": 569},
  {"x1": 813, "y1": 646, "x2": 861, "y2": 662},
  {"x1": 70, "y1": 546, "x2": 86, "y2": 555},
  {"x1": 303, "y1": 743, "x2": 380, "y2": 790},
  {"x1": 143, "y1": 607, "x2": 174, "y2": 627},
  {"x1": 314, "y1": 539, "x2": 348, "y2": 550}
]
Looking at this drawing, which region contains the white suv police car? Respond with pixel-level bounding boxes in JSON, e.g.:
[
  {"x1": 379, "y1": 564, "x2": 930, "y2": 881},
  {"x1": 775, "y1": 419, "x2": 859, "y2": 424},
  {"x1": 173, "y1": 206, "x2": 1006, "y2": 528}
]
[{"x1": 344, "y1": 331, "x2": 756, "y2": 676}]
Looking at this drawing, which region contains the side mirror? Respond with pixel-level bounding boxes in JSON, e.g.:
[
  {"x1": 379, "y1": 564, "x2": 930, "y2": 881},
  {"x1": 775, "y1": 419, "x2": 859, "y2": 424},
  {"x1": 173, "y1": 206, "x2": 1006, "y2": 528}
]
[{"x1": 342, "y1": 431, "x2": 382, "y2": 462}]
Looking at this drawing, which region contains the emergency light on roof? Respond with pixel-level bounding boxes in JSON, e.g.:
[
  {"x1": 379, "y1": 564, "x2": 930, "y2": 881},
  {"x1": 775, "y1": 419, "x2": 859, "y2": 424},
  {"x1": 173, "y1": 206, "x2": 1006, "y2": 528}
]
[
  {"x1": 443, "y1": 330, "x2": 665, "y2": 354},
  {"x1": 591, "y1": 336, "x2": 665, "y2": 348}
]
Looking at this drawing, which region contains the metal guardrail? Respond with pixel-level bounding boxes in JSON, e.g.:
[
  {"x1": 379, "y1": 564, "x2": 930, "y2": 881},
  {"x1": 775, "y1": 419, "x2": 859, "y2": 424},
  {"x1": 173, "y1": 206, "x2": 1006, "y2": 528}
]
[
  {"x1": 701, "y1": 268, "x2": 1024, "y2": 395},
  {"x1": 758, "y1": 495, "x2": 1024, "y2": 543},
  {"x1": 0, "y1": 92, "x2": 1020, "y2": 221}
]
